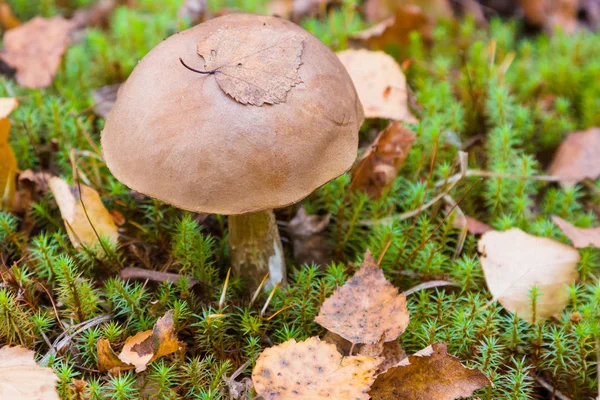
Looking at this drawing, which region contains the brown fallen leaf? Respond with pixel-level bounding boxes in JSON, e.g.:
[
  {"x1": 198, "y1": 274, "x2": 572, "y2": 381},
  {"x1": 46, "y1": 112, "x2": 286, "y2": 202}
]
[
  {"x1": 118, "y1": 310, "x2": 183, "y2": 372},
  {"x1": 351, "y1": 122, "x2": 416, "y2": 199},
  {"x1": 0, "y1": 16, "x2": 74, "y2": 89},
  {"x1": 48, "y1": 176, "x2": 119, "y2": 252},
  {"x1": 365, "y1": 0, "x2": 453, "y2": 23},
  {"x1": 351, "y1": 5, "x2": 432, "y2": 50},
  {"x1": 337, "y1": 49, "x2": 418, "y2": 123},
  {"x1": 0, "y1": 345, "x2": 59, "y2": 400},
  {"x1": 478, "y1": 228, "x2": 580, "y2": 323},
  {"x1": 287, "y1": 205, "x2": 332, "y2": 266},
  {"x1": 0, "y1": 97, "x2": 18, "y2": 211},
  {"x1": 252, "y1": 336, "x2": 381, "y2": 400},
  {"x1": 551, "y1": 216, "x2": 600, "y2": 249},
  {"x1": 193, "y1": 27, "x2": 304, "y2": 106},
  {"x1": 0, "y1": 3, "x2": 20, "y2": 31},
  {"x1": 518, "y1": 0, "x2": 579, "y2": 33},
  {"x1": 12, "y1": 170, "x2": 52, "y2": 214},
  {"x1": 178, "y1": 0, "x2": 207, "y2": 24},
  {"x1": 91, "y1": 83, "x2": 122, "y2": 119},
  {"x1": 96, "y1": 338, "x2": 134, "y2": 374},
  {"x1": 547, "y1": 128, "x2": 600, "y2": 186},
  {"x1": 315, "y1": 251, "x2": 410, "y2": 344},
  {"x1": 369, "y1": 342, "x2": 490, "y2": 399}
]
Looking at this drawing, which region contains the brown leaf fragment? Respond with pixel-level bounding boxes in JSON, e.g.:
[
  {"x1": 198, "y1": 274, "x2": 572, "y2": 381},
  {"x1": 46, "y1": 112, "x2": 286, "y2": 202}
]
[
  {"x1": 370, "y1": 343, "x2": 490, "y2": 400},
  {"x1": 351, "y1": 5, "x2": 432, "y2": 49},
  {"x1": 337, "y1": 49, "x2": 418, "y2": 122},
  {"x1": 0, "y1": 3, "x2": 20, "y2": 31},
  {"x1": 179, "y1": 0, "x2": 207, "y2": 24},
  {"x1": 351, "y1": 122, "x2": 416, "y2": 199},
  {"x1": 288, "y1": 205, "x2": 332, "y2": 266},
  {"x1": 315, "y1": 251, "x2": 410, "y2": 344},
  {"x1": 547, "y1": 128, "x2": 600, "y2": 186},
  {"x1": 118, "y1": 310, "x2": 183, "y2": 372},
  {"x1": 252, "y1": 336, "x2": 381, "y2": 400},
  {"x1": 48, "y1": 176, "x2": 119, "y2": 252},
  {"x1": 12, "y1": 170, "x2": 52, "y2": 214},
  {"x1": 478, "y1": 228, "x2": 580, "y2": 323},
  {"x1": 71, "y1": 0, "x2": 130, "y2": 29},
  {"x1": 0, "y1": 16, "x2": 74, "y2": 89},
  {"x1": 365, "y1": 0, "x2": 453, "y2": 23},
  {"x1": 194, "y1": 27, "x2": 304, "y2": 106},
  {"x1": 518, "y1": 0, "x2": 579, "y2": 33},
  {"x1": 0, "y1": 345, "x2": 60, "y2": 400},
  {"x1": 552, "y1": 216, "x2": 600, "y2": 249},
  {"x1": 96, "y1": 339, "x2": 134, "y2": 374},
  {"x1": 91, "y1": 83, "x2": 122, "y2": 119}
]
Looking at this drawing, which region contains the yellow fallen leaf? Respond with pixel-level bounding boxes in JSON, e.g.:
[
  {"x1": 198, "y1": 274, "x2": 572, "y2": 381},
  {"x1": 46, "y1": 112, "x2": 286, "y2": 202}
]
[
  {"x1": 118, "y1": 310, "x2": 183, "y2": 372},
  {"x1": 0, "y1": 97, "x2": 18, "y2": 211},
  {"x1": 337, "y1": 49, "x2": 417, "y2": 123},
  {"x1": 48, "y1": 176, "x2": 118, "y2": 252},
  {"x1": 96, "y1": 338, "x2": 134, "y2": 374},
  {"x1": 0, "y1": 345, "x2": 59, "y2": 400},
  {"x1": 252, "y1": 336, "x2": 381, "y2": 400},
  {"x1": 478, "y1": 228, "x2": 580, "y2": 323}
]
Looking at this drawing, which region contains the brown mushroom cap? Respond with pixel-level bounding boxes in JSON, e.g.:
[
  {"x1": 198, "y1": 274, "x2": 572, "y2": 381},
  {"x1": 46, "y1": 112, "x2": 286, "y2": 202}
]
[{"x1": 101, "y1": 13, "x2": 363, "y2": 215}]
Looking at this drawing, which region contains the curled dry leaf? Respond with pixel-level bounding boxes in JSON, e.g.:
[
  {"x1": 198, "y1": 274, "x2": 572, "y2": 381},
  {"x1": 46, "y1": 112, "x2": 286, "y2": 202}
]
[
  {"x1": 12, "y1": 170, "x2": 52, "y2": 214},
  {"x1": 551, "y1": 216, "x2": 600, "y2": 249},
  {"x1": 288, "y1": 205, "x2": 332, "y2": 266},
  {"x1": 252, "y1": 336, "x2": 381, "y2": 400},
  {"x1": 118, "y1": 310, "x2": 183, "y2": 372},
  {"x1": 352, "y1": 5, "x2": 432, "y2": 49},
  {"x1": 547, "y1": 128, "x2": 600, "y2": 186},
  {"x1": 91, "y1": 83, "x2": 122, "y2": 119},
  {"x1": 315, "y1": 251, "x2": 410, "y2": 344},
  {"x1": 0, "y1": 16, "x2": 74, "y2": 89},
  {"x1": 0, "y1": 345, "x2": 59, "y2": 400},
  {"x1": 96, "y1": 338, "x2": 134, "y2": 374},
  {"x1": 193, "y1": 27, "x2": 304, "y2": 106},
  {"x1": 351, "y1": 122, "x2": 416, "y2": 199},
  {"x1": 369, "y1": 342, "x2": 490, "y2": 400},
  {"x1": 0, "y1": 97, "x2": 18, "y2": 211},
  {"x1": 48, "y1": 176, "x2": 119, "y2": 252},
  {"x1": 478, "y1": 228, "x2": 580, "y2": 323},
  {"x1": 337, "y1": 49, "x2": 417, "y2": 123}
]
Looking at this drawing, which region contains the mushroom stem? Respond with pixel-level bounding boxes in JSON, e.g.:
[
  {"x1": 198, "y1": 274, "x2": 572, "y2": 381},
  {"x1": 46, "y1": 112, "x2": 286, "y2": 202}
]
[{"x1": 228, "y1": 209, "x2": 286, "y2": 290}]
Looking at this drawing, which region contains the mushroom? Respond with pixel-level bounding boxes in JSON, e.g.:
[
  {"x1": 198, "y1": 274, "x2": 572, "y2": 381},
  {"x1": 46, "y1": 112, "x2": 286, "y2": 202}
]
[{"x1": 101, "y1": 13, "x2": 364, "y2": 289}]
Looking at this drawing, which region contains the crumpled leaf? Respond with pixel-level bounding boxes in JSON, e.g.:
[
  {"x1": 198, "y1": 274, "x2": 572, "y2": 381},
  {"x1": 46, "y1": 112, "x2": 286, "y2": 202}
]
[
  {"x1": 0, "y1": 345, "x2": 59, "y2": 400},
  {"x1": 351, "y1": 5, "x2": 432, "y2": 50},
  {"x1": 288, "y1": 205, "x2": 332, "y2": 266},
  {"x1": 252, "y1": 336, "x2": 380, "y2": 400},
  {"x1": 365, "y1": 0, "x2": 453, "y2": 23},
  {"x1": 0, "y1": 3, "x2": 20, "y2": 31},
  {"x1": 547, "y1": 127, "x2": 600, "y2": 186},
  {"x1": 369, "y1": 342, "x2": 490, "y2": 400},
  {"x1": 337, "y1": 49, "x2": 417, "y2": 123},
  {"x1": 315, "y1": 251, "x2": 410, "y2": 344},
  {"x1": 0, "y1": 16, "x2": 74, "y2": 89},
  {"x1": 12, "y1": 170, "x2": 52, "y2": 214},
  {"x1": 552, "y1": 216, "x2": 600, "y2": 249},
  {"x1": 351, "y1": 122, "x2": 416, "y2": 199},
  {"x1": 478, "y1": 228, "x2": 580, "y2": 323},
  {"x1": 91, "y1": 83, "x2": 122, "y2": 119},
  {"x1": 96, "y1": 338, "x2": 134, "y2": 374},
  {"x1": 118, "y1": 310, "x2": 183, "y2": 372},
  {"x1": 193, "y1": 27, "x2": 304, "y2": 106},
  {"x1": 48, "y1": 176, "x2": 119, "y2": 252},
  {"x1": 0, "y1": 97, "x2": 18, "y2": 211}
]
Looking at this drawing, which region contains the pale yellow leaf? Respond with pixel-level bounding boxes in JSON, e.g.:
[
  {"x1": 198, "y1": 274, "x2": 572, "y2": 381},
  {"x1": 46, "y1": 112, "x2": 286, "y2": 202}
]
[
  {"x1": 478, "y1": 228, "x2": 580, "y2": 323},
  {"x1": 0, "y1": 345, "x2": 59, "y2": 400}
]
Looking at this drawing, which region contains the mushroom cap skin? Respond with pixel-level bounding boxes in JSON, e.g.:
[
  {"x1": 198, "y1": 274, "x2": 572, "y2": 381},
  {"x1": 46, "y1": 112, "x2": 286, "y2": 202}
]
[{"x1": 101, "y1": 13, "x2": 364, "y2": 215}]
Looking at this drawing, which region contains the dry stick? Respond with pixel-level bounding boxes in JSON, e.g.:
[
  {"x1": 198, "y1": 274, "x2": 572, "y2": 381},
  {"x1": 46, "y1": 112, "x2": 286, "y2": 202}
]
[
  {"x1": 403, "y1": 280, "x2": 459, "y2": 296},
  {"x1": 534, "y1": 375, "x2": 573, "y2": 400},
  {"x1": 119, "y1": 266, "x2": 218, "y2": 291}
]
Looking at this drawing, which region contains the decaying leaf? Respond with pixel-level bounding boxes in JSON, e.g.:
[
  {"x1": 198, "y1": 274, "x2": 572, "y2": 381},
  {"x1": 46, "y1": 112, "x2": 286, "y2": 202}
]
[
  {"x1": 48, "y1": 176, "x2": 119, "y2": 251},
  {"x1": 96, "y1": 338, "x2": 134, "y2": 374},
  {"x1": 552, "y1": 216, "x2": 600, "y2": 249},
  {"x1": 91, "y1": 83, "x2": 122, "y2": 119},
  {"x1": 478, "y1": 228, "x2": 580, "y2": 323},
  {"x1": 194, "y1": 27, "x2": 304, "y2": 106},
  {"x1": 547, "y1": 128, "x2": 600, "y2": 186},
  {"x1": 252, "y1": 336, "x2": 380, "y2": 400},
  {"x1": 12, "y1": 170, "x2": 52, "y2": 214},
  {"x1": 0, "y1": 3, "x2": 20, "y2": 31},
  {"x1": 0, "y1": 16, "x2": 74, "y2": 89},
  {"x1": 365, "y1": 0, "x2": 453, "y2": 23},
  {"x1": 351, "y1": 5, "x2": 432, "y2": 50},
  {"x1": 351, "y1": 122, "x2": 416, "y2": 199},
  {"x1": 118, "y1": 310, "x2": 183, "y2": 372},
  {"x1": 288, "y1": 205, "x2": 332, "y2": 266},
  {"x1": 178, "y1": 0, "x2": 207, "y2": 24},
  {"x1": 337, "y1": 49, "x2": 417, "y2": 123},
  {"x1": 0, "y1": 345, "x2": 59, "y2": 400},
  {"x1": 369, "y1": 342, "x2": 490, "y2": 400},
  {"x1": 0, "y1": 97, "x2": 18, "y2": 211},
  {"x1": 315, "y1": 251, "x2": 410, "y2": 344}
]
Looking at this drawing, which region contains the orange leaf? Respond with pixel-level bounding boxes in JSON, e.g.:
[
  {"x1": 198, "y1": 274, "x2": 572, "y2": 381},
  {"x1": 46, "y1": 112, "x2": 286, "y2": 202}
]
[
  {"x1": 552, "y1": 216, "x2": 600, "y2": 249},
  {"x1": 315, "y1": 251, "x2": 409, "y2": 344},
  {"x1": 96, "y1": 339, "x2": 134, "y2": 374}
]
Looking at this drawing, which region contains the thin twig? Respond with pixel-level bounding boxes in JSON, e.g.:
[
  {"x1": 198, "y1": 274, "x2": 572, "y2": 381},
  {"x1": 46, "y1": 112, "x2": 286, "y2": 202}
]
[
  {"x1": 403, "y1": 280, "x2": 459, "y2": 296},
  {"x1": 119, "y1": 266, "x2": 218, "y2": 291}
]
